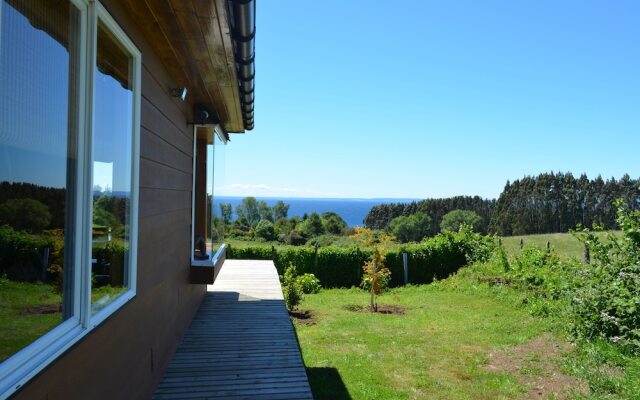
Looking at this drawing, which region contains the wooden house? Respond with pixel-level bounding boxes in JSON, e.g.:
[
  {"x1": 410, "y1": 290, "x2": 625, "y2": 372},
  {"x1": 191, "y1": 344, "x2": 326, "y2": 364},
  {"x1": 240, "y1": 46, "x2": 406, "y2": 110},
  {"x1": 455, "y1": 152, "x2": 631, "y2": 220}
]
[{"x1": 0, "y1": 0, "x2": 255, "y2": 398}]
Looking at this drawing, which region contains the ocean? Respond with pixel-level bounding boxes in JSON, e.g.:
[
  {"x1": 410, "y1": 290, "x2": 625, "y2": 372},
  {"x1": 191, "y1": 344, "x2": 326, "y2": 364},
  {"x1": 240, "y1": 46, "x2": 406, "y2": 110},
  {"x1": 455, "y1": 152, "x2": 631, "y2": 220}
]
[{"x1": 213, "y1": 196, "x2": 417, "y2": 227}]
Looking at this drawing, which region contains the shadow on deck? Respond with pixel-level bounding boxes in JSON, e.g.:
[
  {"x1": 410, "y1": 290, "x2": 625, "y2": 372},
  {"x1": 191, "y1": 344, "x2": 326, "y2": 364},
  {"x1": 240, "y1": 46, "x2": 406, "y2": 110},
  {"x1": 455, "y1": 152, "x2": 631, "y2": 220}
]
[{"x1": 153, "y1": 260, "x2": 313, "y2": 400}]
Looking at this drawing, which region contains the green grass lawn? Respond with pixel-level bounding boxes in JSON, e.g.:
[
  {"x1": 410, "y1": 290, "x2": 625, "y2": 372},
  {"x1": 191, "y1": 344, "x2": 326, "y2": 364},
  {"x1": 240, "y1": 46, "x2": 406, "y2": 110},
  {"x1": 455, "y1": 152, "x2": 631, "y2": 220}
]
[
  {"x1": 294, "y1": 282, "x2": 639, "y2": 399},
  {"x1": 295, "y1": 285, "x2": 559, "y2": 399},
  {"x1": 500, "y1": 231, "x2": 619, "y2": 260},
  {"x1": 0, "y1": 276, "x2": 128, "y2": 361},
  {"x1": 0, "y1": 278, "x2": 61, "y2": 362}
]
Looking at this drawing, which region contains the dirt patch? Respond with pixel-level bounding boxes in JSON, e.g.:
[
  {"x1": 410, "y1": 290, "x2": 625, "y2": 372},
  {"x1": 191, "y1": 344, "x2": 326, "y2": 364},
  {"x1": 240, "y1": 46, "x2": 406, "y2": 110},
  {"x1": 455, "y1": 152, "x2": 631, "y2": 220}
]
[
  {"x1": 484, "y1": 333, "x2": 588, "y2": 399},
  {"x1": 22, "y1": 304, "x2": 61, "y2": 315},
  {"x1": 343, "y1": 304, "x2": 406, "y2": 315},
  {"x1": 289, "y1": 309, "x2": 317, "y2": 326}
]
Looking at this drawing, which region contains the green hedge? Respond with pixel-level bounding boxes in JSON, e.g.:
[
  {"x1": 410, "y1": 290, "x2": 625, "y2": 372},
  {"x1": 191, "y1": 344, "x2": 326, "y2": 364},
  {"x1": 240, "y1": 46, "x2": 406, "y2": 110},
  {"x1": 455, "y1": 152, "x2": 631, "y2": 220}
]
[
  {"x1": 0, "y1": 226, "x2": 54, "y2": 281},
  {"x1": 1, "y1": 225, "x2": 127, "y2": 285},
  {"x1": 227, "y1": 229, "x2": 494, "y2": 288},
  {"x1": 93, "y1": 242, "x2": 127, "y2": 287}
]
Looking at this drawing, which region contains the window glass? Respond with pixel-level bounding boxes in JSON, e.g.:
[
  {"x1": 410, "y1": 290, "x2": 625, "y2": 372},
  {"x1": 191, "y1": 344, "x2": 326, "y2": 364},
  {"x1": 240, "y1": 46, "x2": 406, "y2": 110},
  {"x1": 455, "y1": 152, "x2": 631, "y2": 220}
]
[
  {"x1": 206, "y1": 143, "x2": 213, "y2": 243},
  {"x1": 91, "y1": 19, "x2": 133, "y2": 313},
  {"x1": 193, "y1": 128, "x2": 226, "y2": 258},
  {"x1": 211, "y1": 131, "x2": 226, "y2": 248},
  {"x1": 0, "y1": 0, "x2": 80, "y2": 361},
  {"x1": 193, "y1": 129, "x2": 209, "y2": 259}
]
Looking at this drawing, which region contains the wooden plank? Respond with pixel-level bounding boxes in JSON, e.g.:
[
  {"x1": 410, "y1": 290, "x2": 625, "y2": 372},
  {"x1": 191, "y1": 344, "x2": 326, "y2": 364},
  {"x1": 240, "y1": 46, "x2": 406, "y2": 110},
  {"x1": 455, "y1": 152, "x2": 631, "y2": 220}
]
[
  {"x1": 153, "y1": 260, "x2": 313, "y2": 399},
  {"x1": 141, "y1": 97, "x2": 192, "y2": 156},
  {"x1": 139, "y1": 187, "x2": 191, "y2": 219},
  {"x1": 140, "y1": 158, "x2": 192, "y2": 191},
  {"x1": 141, "y1": 64, "x2": 191, "y2": 139},
  {"x1": 139, "y1": 208, "x2": 191, "y2": 248},
  {"x1": 141, "y1": 127, "x2": 193, "y2": 174}
]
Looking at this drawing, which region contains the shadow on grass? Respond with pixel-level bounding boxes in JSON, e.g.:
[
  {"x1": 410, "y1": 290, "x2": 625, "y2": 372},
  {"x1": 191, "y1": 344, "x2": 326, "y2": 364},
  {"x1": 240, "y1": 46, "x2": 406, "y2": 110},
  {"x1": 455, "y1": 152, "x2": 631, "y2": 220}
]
[{"x1": 306, "y1": 367, "x2": 351, "y2": 400}]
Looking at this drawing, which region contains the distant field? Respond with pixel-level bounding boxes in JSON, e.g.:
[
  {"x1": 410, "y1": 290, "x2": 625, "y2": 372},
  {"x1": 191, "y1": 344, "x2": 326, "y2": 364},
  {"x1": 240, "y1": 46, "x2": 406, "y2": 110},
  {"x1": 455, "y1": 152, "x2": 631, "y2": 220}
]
[{"x1": 500, "y1": 231, "x2": 619, "y2": 260}]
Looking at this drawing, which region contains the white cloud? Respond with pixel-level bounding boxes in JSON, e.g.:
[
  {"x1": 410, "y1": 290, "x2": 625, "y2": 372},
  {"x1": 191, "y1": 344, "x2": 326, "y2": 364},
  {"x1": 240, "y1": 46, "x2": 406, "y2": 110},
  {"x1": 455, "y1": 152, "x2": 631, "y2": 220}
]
[{"x1": 215, "y1": 183, "x2": 341, "y2": 198}]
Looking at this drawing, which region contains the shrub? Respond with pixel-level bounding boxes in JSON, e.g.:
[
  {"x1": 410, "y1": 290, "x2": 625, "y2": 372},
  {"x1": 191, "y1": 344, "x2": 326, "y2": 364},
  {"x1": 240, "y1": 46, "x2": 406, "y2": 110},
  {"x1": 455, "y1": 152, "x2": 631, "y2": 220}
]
[
  {"x1": 285, "y1": 231, "x2": 306, "y2": 246},
  {"x1": 0, "y1": 225, "x2": 53, "y2": 281},
  {"x1": 440, "y1": 209, "x2": 483, "y2": 233},
  {"x1": 307, "y1": 234, "x2": 337, "y2": 248},
  {"x1": 228, "y1": 227, "x2": 493, "y2": 289},
  {"x1": 227, "y1": 227, "x2": 252, "y2": 239},
  {"x1": 281, "y1": 263, "x2": 303, "y2": 311},
  {"x1": 571, "y1": 200, "x2": 640, "y2": 352},
  {"x1": 255, "y1": 219, "x2": 276, "y2": 241},
  {"x1": 298, "y1": 212, "x2": 324, "y2": 238},
  {"x1": 321, "y1": 212, "x2": 347, "y2": 235},
  {"x1": 297, "y1": 273, "x2": 321, "y2": 294},
  {"x1": 389, "y1": 212, "x2": 431, "y2": 243},
  {"x1": 0, "y1": 198, "x2": 52, "y2": 233}
]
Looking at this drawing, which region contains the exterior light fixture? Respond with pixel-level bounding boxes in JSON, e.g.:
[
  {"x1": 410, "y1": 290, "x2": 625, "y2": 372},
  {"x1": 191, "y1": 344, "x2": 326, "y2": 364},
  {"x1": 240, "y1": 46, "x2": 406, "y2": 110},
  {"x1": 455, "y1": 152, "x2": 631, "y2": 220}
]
[{"x1": 170, "y1": 87, "x2": 187, "y2": 101}]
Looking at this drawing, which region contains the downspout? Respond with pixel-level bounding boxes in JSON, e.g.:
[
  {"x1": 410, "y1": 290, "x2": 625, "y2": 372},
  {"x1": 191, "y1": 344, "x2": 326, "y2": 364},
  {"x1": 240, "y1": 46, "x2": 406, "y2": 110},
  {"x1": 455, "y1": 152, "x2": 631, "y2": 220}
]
[{"x1": 228, "y1": 0, "x2": 256, "y2": 131}]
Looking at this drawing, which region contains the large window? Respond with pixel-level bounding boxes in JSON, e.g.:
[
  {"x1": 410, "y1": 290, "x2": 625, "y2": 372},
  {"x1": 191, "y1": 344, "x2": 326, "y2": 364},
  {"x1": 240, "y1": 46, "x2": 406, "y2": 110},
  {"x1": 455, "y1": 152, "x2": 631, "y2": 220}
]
[
  {"x1": 0, "y1": 1, "x2": 140, "y2": 397},
  {"x1": 191, "y1": 125, "x2": 227, "y2": 262}
]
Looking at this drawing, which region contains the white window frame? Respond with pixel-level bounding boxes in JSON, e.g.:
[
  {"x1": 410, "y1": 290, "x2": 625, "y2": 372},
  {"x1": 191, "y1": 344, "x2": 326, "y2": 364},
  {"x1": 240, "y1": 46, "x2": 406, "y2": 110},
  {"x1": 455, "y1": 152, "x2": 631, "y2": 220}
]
[
  {"x1": 87, "y1": 1, "x2": 140, "y2": 328},
  {"x1": 0, "y1": 2, "x2": 140, "y2": 398}
]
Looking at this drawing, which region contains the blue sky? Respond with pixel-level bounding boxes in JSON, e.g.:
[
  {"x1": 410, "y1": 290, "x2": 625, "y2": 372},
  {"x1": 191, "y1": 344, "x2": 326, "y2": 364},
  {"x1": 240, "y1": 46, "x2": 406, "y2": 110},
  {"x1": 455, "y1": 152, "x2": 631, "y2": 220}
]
[{"x1": 217, "y1": 0, "x2": 640, "y2": 200}]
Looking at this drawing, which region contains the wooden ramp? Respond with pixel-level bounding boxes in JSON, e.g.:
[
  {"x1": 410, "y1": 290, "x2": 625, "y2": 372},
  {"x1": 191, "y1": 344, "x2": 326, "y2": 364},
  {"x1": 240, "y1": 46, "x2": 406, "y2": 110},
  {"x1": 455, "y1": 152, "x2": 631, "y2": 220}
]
[{"x1": 153, "y1": 260, "x2": 313, "y2": 400}]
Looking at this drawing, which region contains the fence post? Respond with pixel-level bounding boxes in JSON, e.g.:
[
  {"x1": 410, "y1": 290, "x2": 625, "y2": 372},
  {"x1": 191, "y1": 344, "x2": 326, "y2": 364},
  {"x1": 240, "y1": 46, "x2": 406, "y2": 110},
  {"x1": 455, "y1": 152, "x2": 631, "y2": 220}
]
[
  {"x1": 402, "y1": 252, "x2": 408, "y2": 285},
  {"x1": 584, "y1": 243, "x2": 590, "y2": 264},
  {"x1": 356, "y1": 247, "x2": 361, "y2": 284},
  {"x1": 546, "y1": 240, "x2": 550, "y2": 253},
  {"x1": 40, "y1": 247, "x2": 50, "y2": 282},
  {"x1": 519, "y1": 238, "x2": 524, "y2": 250}
]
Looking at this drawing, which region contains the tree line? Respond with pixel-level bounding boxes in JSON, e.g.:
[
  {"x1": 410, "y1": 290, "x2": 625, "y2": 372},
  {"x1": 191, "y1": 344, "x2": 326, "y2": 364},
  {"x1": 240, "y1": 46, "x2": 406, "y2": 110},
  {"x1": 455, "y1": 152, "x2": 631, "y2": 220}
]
[
  {"x1": 213, "y1": 197, "x2": 349, "y2": 245},
  {"x1": 0, "y1": 181, "x2": 128, "y2": 237},
  {"x1": 490, "y1": 172, "x2": 640, "y2": 235},
  {"x1": 364, "y1": 195, "x2": 495, "y2": 234},
  {"x1": 364, "y1": 172, "x2": 640, "y2": 236},
  {"x1": 0, "y1": 182, "x2": 66, "y2": 229}
]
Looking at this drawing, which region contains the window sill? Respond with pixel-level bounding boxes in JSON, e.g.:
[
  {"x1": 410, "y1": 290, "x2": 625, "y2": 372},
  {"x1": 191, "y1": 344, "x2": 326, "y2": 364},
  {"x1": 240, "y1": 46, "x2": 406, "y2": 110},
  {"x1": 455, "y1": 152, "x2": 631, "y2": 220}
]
[{"x1": 190, "y1": 244, "x2": 226, "y2": 284}]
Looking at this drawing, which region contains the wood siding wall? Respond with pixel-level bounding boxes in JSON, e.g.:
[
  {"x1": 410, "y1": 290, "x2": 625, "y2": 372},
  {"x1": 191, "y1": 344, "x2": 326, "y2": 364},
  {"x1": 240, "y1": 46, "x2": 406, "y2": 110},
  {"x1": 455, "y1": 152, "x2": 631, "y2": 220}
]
[{"x1": 12, "y1": 1, "x2": 205, "y2": 399}]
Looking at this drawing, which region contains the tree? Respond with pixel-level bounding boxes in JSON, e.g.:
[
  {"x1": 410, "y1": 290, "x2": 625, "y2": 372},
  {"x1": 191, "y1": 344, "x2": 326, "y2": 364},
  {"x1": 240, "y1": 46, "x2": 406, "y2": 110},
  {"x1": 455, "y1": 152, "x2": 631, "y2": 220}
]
[
  {"x1": 257, "y1": 201, "x2": 273, "y2": 222},
  {"x1": 93, "y1": 195, "x2": 117, "y2": 228},
  {"x1": 255, "y1": 219, "x2": 276, "y2": 241},
  {"x1": 298, "y1": 212, "x2": 324, "y2": 237},
  {"x1": 281, "y1": 263, "x2": 303, "y2": 311},
  {"x1": 364, "y1": 196, "x2": 494, "y2": 234},
  {"x1": 273, "y1": 201, "x2": 289, "y2": 220},
  {"x1": 440, "y1": 210, "x2": 482, "y2": 233},
  {"x1": 321, "y1": 211, "x2": 347, "y2": 235},
  {"x1": 388, "y1": 212, "x2": 431, "y2": 243},
  {"x1": 219, "y1": 203, "x2": 233, "y2": 225},
  {"x1": 351, "y1": 227, "x2": 392, "y2": 312},
  {"x1": 235, "y1": 197, "x2": 260, "y2": 226},
  {"x1": 0, "y1": 198, "x2": 52, "y2": 233},
  {"x1": 211, "y1": 216, "x2": 226, "y2": 241}
]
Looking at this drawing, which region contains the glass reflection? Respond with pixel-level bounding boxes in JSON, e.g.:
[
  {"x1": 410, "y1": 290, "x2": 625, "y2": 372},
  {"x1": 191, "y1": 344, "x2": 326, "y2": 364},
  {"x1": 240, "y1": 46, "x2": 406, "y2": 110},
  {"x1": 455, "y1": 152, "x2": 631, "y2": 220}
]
[
  {"x1": 211, "y1": 132, "x2": 226, "y2": 249},
  {"x1": 91, "y1": 20, "x2": 133, "y2": 313},
  {"x1": 0, "y1": 0, "x2": 80, "y2": 362}
]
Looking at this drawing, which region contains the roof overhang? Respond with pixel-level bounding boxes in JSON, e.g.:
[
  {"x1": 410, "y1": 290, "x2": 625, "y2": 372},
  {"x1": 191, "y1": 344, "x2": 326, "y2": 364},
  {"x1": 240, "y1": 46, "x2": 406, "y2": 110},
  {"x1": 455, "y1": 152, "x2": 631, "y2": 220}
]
[{"x1": 121, "y1": 0, "x2": 255, "y2": 133}]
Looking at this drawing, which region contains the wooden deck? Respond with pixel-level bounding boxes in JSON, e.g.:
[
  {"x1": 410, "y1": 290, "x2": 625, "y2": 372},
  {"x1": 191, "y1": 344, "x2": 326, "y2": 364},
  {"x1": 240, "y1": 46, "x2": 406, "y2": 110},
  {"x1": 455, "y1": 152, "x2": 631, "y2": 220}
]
[{"x1": 153, "y1": 260, "x2": 313, "y2": 400}]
